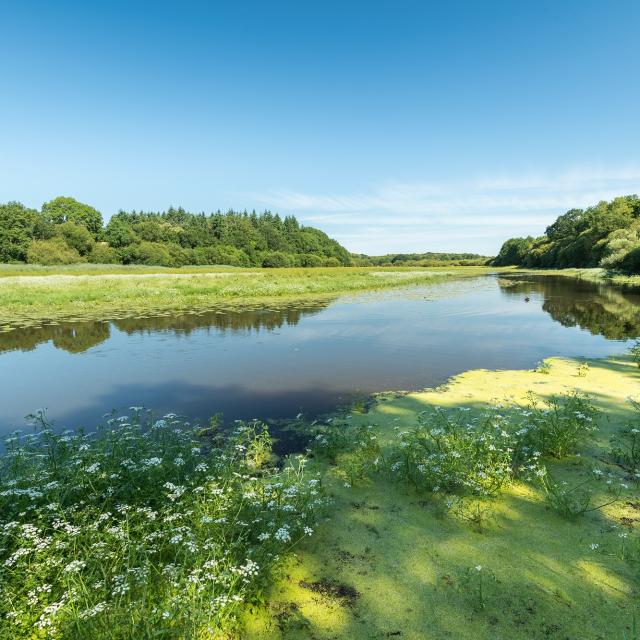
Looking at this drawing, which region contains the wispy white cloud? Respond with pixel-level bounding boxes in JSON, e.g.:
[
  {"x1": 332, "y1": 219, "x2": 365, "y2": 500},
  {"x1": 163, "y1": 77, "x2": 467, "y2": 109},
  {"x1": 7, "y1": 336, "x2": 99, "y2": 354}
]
[{"x1": 251, "y1": 166, "x2": 640, "y2": 254}]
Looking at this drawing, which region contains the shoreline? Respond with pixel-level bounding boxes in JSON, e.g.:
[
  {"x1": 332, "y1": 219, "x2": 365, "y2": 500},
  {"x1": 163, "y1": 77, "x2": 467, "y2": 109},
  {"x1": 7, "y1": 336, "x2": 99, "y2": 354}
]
[
  {"x1": 0, "y1": 265, "x2": 499, "y2": 331},
  {"x1": 246, "y1": 353, "x2": 640, "y2": 639}
]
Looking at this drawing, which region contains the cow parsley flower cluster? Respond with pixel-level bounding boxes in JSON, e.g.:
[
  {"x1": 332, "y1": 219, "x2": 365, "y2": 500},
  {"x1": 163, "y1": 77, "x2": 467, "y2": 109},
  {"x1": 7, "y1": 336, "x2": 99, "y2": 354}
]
[{"x1": 0, "y1": 410, "x2": 324, "y2": 638}]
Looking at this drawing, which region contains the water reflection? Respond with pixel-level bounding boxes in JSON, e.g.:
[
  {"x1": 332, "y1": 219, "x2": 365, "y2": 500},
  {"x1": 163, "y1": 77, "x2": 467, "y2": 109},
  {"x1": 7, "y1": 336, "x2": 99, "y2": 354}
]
[
  {"x1": 0, "y1": 275, "x2": 637, "y2": 440},
  {"x1": 0, "y1": 303, "x2": 329, "y2": 355},
  {"x1": 498, "y1": 275, "x2": 640, "y2": 340}
]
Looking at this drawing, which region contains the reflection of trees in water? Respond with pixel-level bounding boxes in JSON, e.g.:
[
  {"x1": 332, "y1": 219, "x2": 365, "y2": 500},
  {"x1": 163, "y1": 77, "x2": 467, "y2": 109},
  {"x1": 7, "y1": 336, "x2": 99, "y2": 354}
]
[
  {"x1": 0, "y1": 322, "x2": 111, "y2": 355},
  {"x1": 499, "y1": 276, "x2": 640, "y2": 340},
  {"x1": 112, "y1": 303, "x2": 328, "y2": 336},
  {"x1": 0, "y1": 302, "x2": 330, "y2": 355}
]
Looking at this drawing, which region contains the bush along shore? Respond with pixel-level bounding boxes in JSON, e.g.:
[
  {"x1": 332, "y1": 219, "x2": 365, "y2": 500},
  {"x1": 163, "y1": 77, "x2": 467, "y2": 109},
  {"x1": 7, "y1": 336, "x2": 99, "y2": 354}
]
[{"x1": 1, "y1": 353, "x2": 639, "y2": 639}]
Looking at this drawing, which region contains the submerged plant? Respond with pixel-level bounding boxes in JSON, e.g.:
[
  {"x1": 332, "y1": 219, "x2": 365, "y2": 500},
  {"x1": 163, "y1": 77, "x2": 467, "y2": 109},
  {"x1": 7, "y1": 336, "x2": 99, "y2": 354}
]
[{"x1": 0, "y1": 410, "x2": 324, "y2": 638}]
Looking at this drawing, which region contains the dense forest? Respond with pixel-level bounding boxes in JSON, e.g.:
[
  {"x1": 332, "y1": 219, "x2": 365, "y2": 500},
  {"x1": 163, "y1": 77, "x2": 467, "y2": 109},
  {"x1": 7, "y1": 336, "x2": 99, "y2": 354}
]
[
  {"x1": 493, "y1": 195, "x2": 640, "y2": 273},
  {"x1": 0, "y1": 197, "x2": 351, "y2": 267}
]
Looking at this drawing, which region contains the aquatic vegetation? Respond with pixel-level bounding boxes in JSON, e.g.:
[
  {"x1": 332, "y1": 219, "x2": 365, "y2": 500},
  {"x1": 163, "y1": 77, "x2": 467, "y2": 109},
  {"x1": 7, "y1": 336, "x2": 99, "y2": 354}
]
[
  {"x1": 539, "y1": 470, "x2": 624, "y2": 519},
  {"x1": 518, "y1": 391, "x2": 598, "y2": 459},
  {"x1": 576, "y1": 361, "x2": 590, "y2": 377},
  {"x1": 383, "y1": 406, "x2": 544, "y2": 497},
  {"x1": 246, "y1": 356, "x2": 640, "y2": 640},
  {"x1": 631, "y1": 339, "x2": 640, "y2": 368},
  {"x1": 315, "y1": 392, "x2": 598, "y2": 502},
  {"x1": 0, "y1": 411, "x2": 324, "y2": 638},
  {"x1": 459, "y1": 564, "x2": 497, "y2": 611},
  {"x1": 610, "y1": 399, "x2": 640, "y2": 476},
  {"x1": 0, "y1": 265, "x2": 492, "y2": 331},
  {"x1": 534, "y1": 360, "x2": 552, "y2": 374}
]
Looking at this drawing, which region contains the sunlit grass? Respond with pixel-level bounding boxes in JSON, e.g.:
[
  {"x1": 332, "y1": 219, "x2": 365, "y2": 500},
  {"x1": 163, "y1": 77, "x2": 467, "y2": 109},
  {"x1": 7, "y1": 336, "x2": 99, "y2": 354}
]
[{"x1": 0, "y1": 265, "x2": 499, "y2": 330}]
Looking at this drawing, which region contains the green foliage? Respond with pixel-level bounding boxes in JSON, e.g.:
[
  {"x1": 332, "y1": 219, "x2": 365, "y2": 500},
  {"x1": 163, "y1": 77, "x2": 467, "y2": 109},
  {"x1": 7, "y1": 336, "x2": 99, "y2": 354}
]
[
  {"x1": 55, "y1": 221, "x2": 95, "y2": 256},
  {"x1": 631, "y1": 340, "x2": 640, "y2": 368},
  {"x1": 88, "y1": 243, "x2": 120, "y2": 264},
  {"x1": 26, "y1": 238, "x2": 84, "y2": 265},
  {"x1": 0, "y1": 202, "x2": 39, "y2": 262},
  {"x1": 1, "y1": 198, "x2": 353, "y2": 267},
  {"x1": 0, "y1": 411, "x2": 323, "y2": 638},
  {"x1": 494, "y1": 195, "x2": 640, "y2": 273},
  {"x1": 41, "y1": 196, "x2": 103, "y2": 237},
  {"x1": 610, "y1": 400, "x2": 640, "y2": 473},
  {"x1": 539, "y1": 470, "x2": 622, "y2": 519},
  {"x1": 384, "y1": 407, "x2": 544, "y2": 497},
  {"x1": 518, "y1": 391, "x2": 598, "y2": 458},
  {"x1": 262, "y1": 251, "x2": 294, "y2": 268},
  {"x1": 118, "y1": 241, "x2": 188, "y2": 267},
  {"x1": 492, "y1": 236, "x2": 534, "y2": 266},
  {"x1": 352, "y1": 251, "x2": 490, "y2": 267}
]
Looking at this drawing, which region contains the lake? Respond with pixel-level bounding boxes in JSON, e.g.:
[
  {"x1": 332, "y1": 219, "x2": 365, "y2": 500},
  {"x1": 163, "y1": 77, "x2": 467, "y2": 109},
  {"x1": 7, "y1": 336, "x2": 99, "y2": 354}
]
[{"x1": 1, "y1": 274, "x2": 638, "y2": 443}]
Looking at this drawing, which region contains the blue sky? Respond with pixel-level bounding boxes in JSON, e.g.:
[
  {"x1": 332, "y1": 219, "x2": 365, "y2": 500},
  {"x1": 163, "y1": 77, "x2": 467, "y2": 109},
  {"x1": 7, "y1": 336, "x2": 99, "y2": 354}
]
[{"x1": 1, "y1": 1, "x2": 639, "y2": 255}]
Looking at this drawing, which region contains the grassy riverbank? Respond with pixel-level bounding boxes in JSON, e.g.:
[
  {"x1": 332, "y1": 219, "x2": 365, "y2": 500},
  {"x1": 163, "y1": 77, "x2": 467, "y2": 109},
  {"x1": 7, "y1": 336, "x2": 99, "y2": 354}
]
[
  {"x1": 511, "y1": 266, "x2": 640, "y2": 288},
  {"x1": 0, "y1": 265, "x2": 498, "y2": 330},
  {"x1": 246, "y1": 354, "x2": 640, "y2": 640},
  {"x1": 1, "y1": 354, "x2": 638, "y2": 638}
]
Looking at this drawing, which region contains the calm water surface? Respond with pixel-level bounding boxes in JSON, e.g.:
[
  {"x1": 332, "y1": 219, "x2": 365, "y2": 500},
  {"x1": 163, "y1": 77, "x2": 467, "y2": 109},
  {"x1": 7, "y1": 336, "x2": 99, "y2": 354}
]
[{"x1": 1, "y1": 274, "x2": 639, "y2": 439}]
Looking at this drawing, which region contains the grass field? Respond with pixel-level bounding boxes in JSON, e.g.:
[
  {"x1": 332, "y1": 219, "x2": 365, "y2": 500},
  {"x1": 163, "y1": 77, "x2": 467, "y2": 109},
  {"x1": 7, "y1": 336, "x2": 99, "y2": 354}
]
[
  {"x1": 245, "y1": 354, "x2": 640, "y2": 640},
  {"x1": 0, "y1": 265, "x2": 500, "y2": 330}
]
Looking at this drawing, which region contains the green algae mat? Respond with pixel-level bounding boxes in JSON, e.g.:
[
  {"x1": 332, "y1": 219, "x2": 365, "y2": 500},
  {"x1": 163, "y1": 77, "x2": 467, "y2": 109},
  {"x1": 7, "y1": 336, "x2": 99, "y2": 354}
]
[{"x1": 244, "y1": 355, "x2": 640, "y2": 640}]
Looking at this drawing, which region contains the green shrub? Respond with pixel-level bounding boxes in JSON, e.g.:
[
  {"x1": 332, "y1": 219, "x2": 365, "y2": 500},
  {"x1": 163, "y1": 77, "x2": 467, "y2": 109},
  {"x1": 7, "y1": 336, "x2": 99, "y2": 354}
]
[
  {"x1": 518, "y1": 392, "x2": 598, "y2": 458},
  {"x1": 88, "y1": 243, "x2": 120, "y2": 264},
  {"x1": 192, "y1": 245, "x2": 251, "y2": 267},
  {"x1": 610, "y1": 400, "x2": 640, "y2": 473},
  {"x1": 54, "y1": 221, "x2": 95, "y2": 255},
  {"x1": 630, "y1": 340, "x2": 640, "y2": 368},
  {"x1": 261, "y1": 251, "x2": 293, "y2": 268},
  {"x1": 0, "y1": 411, "x2": 323, "y2": 638},
  {"x1": 384, "y1": 407, "x2": 542, "y2": 497},
  {"x1": 299, "y1": 254, "x2": 323, "y2": 267},
  {"x1": 26, "y1": 238, "x2": 84, "y2": 265},
  {"x1": 118, "y1": 241, "x2": 183, "y2": 267}
]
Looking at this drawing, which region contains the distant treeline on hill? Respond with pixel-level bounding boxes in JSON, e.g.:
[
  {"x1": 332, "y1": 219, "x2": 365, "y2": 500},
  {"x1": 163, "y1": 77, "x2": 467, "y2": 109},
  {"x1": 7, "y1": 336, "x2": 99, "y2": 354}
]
[
  {"x1": 493, "y1": 195, "x2": 640, "y2": 274},
  {"x1": 352, "y1": 252, "x2": 490, "y2": 267},
  {"x1": 0, "y1": 197, "x2": 352, "y2": 267}
]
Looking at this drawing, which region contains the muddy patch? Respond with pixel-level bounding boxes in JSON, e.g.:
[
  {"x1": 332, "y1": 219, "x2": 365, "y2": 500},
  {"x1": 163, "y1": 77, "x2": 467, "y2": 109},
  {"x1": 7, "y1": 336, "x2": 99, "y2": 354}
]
[{"x1": 299, "y1": 579, "x2": 360, "y2": 606}]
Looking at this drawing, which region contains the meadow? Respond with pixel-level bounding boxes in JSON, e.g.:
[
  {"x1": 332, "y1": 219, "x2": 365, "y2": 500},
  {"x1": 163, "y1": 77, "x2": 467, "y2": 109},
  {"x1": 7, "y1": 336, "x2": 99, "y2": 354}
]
[{"x1": 0, "y1": 265, "x2": 499, "y2": 330}]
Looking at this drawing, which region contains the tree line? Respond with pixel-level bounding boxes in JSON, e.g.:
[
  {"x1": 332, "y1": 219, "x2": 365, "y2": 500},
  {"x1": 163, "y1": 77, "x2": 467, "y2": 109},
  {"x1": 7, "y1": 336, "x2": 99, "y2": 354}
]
[
  {"x1": 493, "y1": 195, "x2": 640, "y2": 273},
  {"x1": 0, "y1": 197, "x2": 352, "y2": 267},
  {"x1": 352, "y1": 251, "x2": 489, "y2": 267}
]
